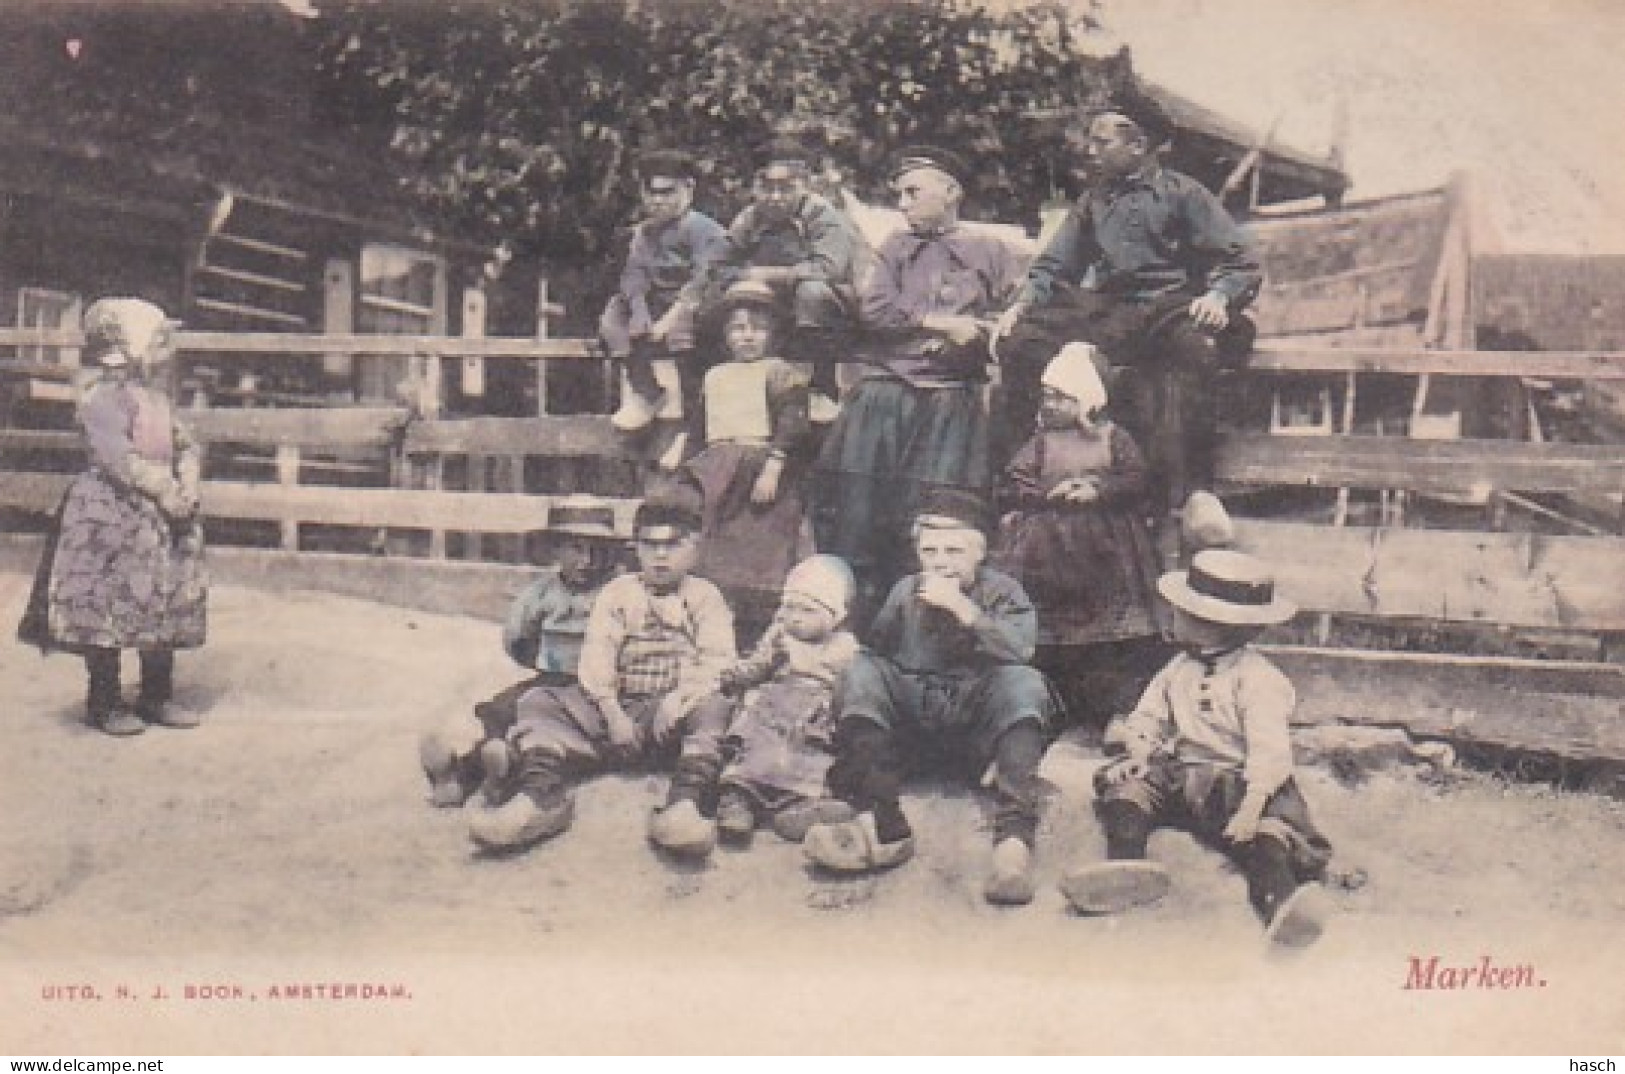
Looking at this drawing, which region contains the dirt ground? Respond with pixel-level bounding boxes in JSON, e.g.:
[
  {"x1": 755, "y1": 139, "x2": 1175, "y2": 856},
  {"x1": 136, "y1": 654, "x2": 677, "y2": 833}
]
[{"x1": 2, "y1": 571, "x2": 1624, "y2": 1055}]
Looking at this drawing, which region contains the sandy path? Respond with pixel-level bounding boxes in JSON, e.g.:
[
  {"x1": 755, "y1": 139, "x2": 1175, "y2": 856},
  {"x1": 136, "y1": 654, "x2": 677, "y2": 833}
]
[{"x1": 2, "y1": 576, "x2": 1623, "y2": 1053}]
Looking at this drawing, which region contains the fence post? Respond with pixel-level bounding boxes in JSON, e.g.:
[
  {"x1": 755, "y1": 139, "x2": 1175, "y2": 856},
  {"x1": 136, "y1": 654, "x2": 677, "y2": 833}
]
[
  {"x1": 461, "y1": 287, "x2": 487, "y2": 399},
  {"x1": 322, "y1": 260, "x2": 355, "y2": 381},
  {"x1": 275, "y1": 443, "x2": 300, "y2": 551},
  {"x1": 536, "y1": 279, "x2": 553, "y2": 417}
]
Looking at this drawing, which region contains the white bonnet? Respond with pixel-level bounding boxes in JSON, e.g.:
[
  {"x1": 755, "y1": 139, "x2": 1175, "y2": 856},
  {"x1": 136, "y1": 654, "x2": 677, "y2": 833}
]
[
  {"x1": 782, "y1": 554, "x2": 855, "y2": 621},
  {"x1": 1041, "y1": 342, "x2": 1108, "y2": 414},
  {"x1": 81, "y1": 298, "x2": 176, "y2": 368}
]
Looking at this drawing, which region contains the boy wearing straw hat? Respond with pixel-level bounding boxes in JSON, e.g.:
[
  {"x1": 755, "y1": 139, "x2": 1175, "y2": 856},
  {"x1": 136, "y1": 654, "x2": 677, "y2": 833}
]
[
  {"x1": 419, "y1": 498, "x2": 626, "y2": 808},
  {"x1": 1061, "y1": 549, "x2": 1333, "y2": 947},
  {"x1": 467, "y1": 483, "x2": 737, "y2": 855}
]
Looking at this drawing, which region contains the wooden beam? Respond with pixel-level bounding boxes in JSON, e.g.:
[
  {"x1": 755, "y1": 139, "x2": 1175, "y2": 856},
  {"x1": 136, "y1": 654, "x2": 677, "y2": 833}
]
[
  {"x1": 182, "y1": 406, "x2": 408, "y2": 449},
  {"x1": 401, "y1": 415, "x2": 637, "y2": 459},
  {"x1": 1217, "y1": 433, "x2": 1625, "y2": 496},
  {"x1": 0, "y1": 329, "x2": 599, "y2": 360},
  {"x1": 0, "y1": 472, "x2": 639, "y2": 536},
  {"x1": 0, "y1": 429, "x2": 80, "y2": 455},
  {"x1": 195, "y1": 482, "x2": 640, "y2": 534},
  {"x1": 1233, "y1": 520, "x2": 1625, "y2": 631},
  {"x1": 1248, "y1": 345, "x2": 1625, "y2": 379}
]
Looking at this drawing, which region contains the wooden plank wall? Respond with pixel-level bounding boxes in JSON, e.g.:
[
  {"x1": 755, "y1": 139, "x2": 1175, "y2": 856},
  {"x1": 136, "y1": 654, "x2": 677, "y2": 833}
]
[{"x1": 4, "y1": 334, "x2": 1625, "y2": 644}]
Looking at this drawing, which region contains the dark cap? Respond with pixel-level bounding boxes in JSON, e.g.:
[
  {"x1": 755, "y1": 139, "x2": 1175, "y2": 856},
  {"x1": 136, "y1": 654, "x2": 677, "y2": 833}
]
[
  {"x1": 1100, "y1": 86, "x2": 1176, "y2": 147},
  {"x1": 637, "y1": 148, "x2": 699, "y2": 187},
  {"x1": 913, "y1": 487, "x2": 991, "y2": 533},
  {"x1": 888, "y1": 144, "x2": 970, "y2": 186},
  {"x1": 634, "y1": 477, "x2": 703, "y2": 539},
  {"x1": 713, "y1": 279, "x2": 783, "y2": 321},
  {"x1": 757, "y1": 136, "x2": 816, "y2": 173}
]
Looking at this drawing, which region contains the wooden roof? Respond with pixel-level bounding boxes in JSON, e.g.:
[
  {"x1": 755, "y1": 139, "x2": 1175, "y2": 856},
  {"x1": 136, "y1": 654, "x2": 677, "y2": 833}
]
[
  {"x1": 0, "y1": 2, "x2": 472, "y2": 255},
  {"x1": 1249, "y1": 185, "x2": 1461, "y2": 341},
  {"x1": 1474, "y1": 255, "x2": 1625, "y2": 352},
  {"x1": 1147, "y1": 82, "x2": 1349, "y2": 208}
]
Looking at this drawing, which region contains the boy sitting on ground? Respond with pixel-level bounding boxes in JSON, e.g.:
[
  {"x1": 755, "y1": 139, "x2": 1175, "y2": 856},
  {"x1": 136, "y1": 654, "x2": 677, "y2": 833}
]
[
  {"x1": 467, "y1": 484, "x2": 736, "y2": 854},
  {"x1": 653, "y1": 554, "x2": 861, "y2": 855},
  {"x1": 1061, "y1": 549, "x2": 1333, "y2": 948},
  {"x1": 419, "y1": 499, "x2": 625, "y2": 807},
  {"x1": 802, "y1": 489, "x2": 1059, "y2": 906}
]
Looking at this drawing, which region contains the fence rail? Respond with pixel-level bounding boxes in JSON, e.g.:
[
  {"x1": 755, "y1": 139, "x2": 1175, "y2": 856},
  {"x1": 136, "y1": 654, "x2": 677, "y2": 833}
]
[{"x1": 5, "y1": 332, "x2": 1625, "y2": 651}]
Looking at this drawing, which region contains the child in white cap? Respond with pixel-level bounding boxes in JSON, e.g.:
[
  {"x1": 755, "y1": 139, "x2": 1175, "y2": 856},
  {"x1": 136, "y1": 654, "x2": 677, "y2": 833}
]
[
  {"x1": 993, "y1": 341, "x2": 1163, "y2": 653},
  {"x1": 647, "y1": 554, "x2": 861, "y2": 854},
  {"x1": 1061, "y1": 549, "x2": 1333, "y2": 948}
]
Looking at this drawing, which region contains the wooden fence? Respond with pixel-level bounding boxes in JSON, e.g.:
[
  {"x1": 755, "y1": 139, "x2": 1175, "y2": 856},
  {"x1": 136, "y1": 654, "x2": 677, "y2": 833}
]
[{"x1": 3, "y1": 327, "x2": 1624, "y2": 655}]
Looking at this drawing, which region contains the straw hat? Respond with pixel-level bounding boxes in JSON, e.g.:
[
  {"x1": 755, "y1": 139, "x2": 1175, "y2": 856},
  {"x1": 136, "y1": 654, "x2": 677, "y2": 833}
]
[{"x1": 1157, "y1": 549, "x2": 1296, "y2": 627}]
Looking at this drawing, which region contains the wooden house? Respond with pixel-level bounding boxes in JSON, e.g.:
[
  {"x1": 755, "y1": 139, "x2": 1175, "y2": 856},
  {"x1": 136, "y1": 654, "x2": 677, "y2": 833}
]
[{"x1": 0, "y1": 1, "x2": 540, "y2": 425}]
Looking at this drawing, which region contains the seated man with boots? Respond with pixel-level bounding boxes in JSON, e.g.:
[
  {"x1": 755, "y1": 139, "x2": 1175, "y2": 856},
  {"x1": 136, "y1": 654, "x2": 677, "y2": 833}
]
[
  {"x1": 990, "y1": 86, "x2": 1262, "y2": 559},
  {"x1": 601, "y1": 149, "x2": 729, "y2": 433},
  {"x1": 467, "y1": 483, "x2": 737, "y2": 856},
  {"x1": 803, "y1": 489, "x2": 1058, "y2": 906},
  {"x1": 710, "y1": 136, "x2": 865, "y2": 414}
]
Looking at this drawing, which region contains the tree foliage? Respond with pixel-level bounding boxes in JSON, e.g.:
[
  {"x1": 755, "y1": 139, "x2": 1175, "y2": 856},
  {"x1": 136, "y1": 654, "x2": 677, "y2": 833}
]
[{"x1": 317, "y1": 0, "x2": 1119, "y2": 276}]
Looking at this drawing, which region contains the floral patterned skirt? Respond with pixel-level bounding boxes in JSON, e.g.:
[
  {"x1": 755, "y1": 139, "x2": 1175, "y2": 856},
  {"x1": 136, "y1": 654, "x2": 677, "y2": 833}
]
[{"x1": 21, "y1": 470, "x2": 207, "y2": 653}]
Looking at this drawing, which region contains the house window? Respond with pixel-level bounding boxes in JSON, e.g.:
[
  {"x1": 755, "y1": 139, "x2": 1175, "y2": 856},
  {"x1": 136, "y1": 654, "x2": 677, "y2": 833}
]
[
  {"x1": 359, "y1": 244, "x2": 443, "y2": 334},
  {"x1": 355, "y1": 243, "x2": 445, "y2": 403},
  {"x1": 17, "y1": 288, "x2": 83, "y2": 366}
]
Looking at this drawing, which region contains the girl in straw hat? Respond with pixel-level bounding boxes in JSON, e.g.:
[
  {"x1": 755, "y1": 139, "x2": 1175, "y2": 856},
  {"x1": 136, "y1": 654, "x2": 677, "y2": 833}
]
[
  {"x1": 992, "y1": 342, "x2": 1164, "y2": 654},
  {"x1": 1060, "y1": 549, "x2": 1333, "y2": 948},
  {"x1": 18, "y1": 298, "x2": 206, "y2": 736}
]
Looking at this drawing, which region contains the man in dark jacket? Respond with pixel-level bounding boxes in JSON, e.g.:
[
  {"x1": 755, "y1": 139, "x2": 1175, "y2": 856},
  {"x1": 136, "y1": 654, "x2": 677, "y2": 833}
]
[{"x1": 991, "y1": 88, "x2": 1263, "y2": 548}]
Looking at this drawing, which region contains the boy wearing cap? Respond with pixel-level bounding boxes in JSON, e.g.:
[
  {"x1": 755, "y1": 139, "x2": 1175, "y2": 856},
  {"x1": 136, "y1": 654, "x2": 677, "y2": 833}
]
[
  {"x1": 467, "y1": 489, "x2": 737, "y2": 854},
  {"x1": 602, "y1": 149, "x2": 729, "y2": 433},
  {"x1": 990, "y1": 88, "x2": 1262, "y2": 540},
  {"x1": 1062, "y1": 549, "x2": 1333, "y2": 948},
  {"x1": 814, "y1": 145, "x2": 1027, "y2": 610},
  {"x1": 804, "y1": 489, "x2": 1058, "y2": 907},
  {"x1": 652, "y1": 554, "x2": 862, "y2": 854},
  {"x1": 710, "y1": 137, "x2": 865, "y2": 404},
  {"x1": 419, "y1": 499, "x2": 626, "y2": 808}
]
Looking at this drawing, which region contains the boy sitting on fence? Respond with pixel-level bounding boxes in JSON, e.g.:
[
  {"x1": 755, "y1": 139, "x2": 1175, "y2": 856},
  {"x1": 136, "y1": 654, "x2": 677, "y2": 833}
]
[
  {"x1": 467, "y1": 482, "x2": 737, "y2": 855},
  {"x1": 601, "y1": 148, "x2": 729, "y2": 433},
  {"x1": 419, "y1": 499, "x2": 626, "y2": 807},
  {"x1": 1061, "y1": 549, "x2": 1333, "y2": 948}
]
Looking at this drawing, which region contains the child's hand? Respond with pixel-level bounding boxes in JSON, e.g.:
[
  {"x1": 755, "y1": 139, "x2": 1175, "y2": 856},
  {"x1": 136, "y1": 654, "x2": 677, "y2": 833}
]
[
  {"x1": 599, "y1": 702, "x2": 640, "y2": 757},
  {"x1": 917, "y1": 575, "x2": 980, "y2": 626},
  {"x1": 1223, "y1": 793, "x2": 1268, "y2": 843},
  {"x1": 656, "y1": 432, "x2": 688, "y2": 473},
  {"x1": 648, "y1": 304, "x2": 683, "y2": 343},
  {"x1": 750, "y1": 456, "x2": 783, "y2": 505},
  {"x1": 1100, "y1": 756, "x2": 1150, "y2": 785},
  {"x1": 1048, "y1": 478, "x2": 1100, "y2": 504},
  {"x1": 921, "y1": 313, "x2": 987, "y2": 348},
  {"x1": 652, "y1": 692, "x2": 689, "y2": 742}
]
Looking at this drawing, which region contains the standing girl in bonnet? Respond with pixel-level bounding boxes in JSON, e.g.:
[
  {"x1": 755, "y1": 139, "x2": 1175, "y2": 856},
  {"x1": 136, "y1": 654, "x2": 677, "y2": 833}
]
[{"x1": 18, "y1": 298, "x2": 208, "y2": 735}]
